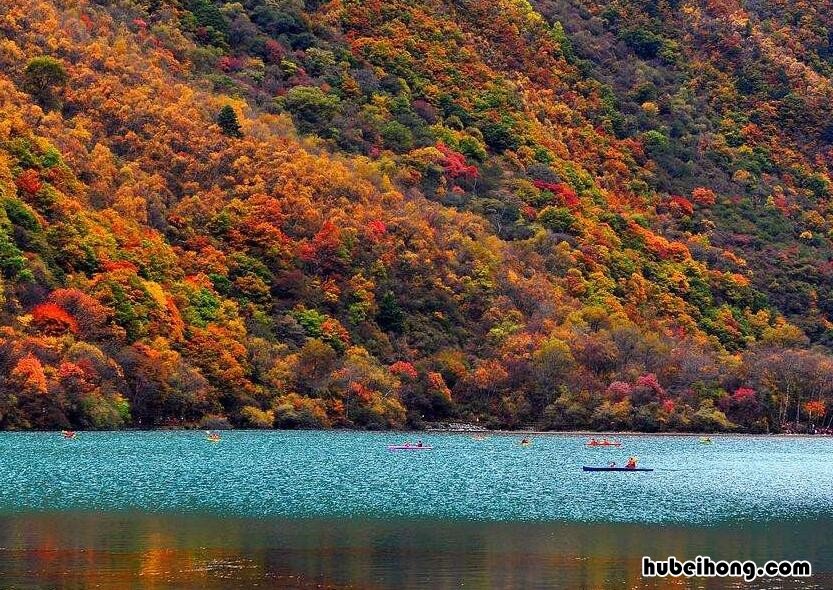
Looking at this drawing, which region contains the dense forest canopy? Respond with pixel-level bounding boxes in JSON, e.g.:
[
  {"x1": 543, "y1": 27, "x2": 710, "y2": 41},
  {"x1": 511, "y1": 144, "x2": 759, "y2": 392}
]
[{"x1": 0, "y1": 0, "x2": 832, "y2": 432}]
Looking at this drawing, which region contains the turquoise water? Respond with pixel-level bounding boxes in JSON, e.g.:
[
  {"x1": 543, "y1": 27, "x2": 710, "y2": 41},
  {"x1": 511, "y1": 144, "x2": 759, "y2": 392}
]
[
  {"x1": 1, "y1": 431, "x2": 832, "y2": 588},
  {"x1": 0, "y1": 431, "x2": 831, "y2": 524}
]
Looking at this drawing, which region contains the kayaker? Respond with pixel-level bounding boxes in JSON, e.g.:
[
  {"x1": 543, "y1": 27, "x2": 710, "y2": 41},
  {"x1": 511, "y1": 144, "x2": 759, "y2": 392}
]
[
  {"x1": 589, "y1": 437, "x2": 598, "y2": 446},
  {"x1": 625, "y1": 456, "x2": 637, "y2": 469},
  {"x1": 416, "y1": 440, "x2": 423, "y2": 448},
  {"x1": 521, "y1": 437, "x2": 530, "y2": 445}
]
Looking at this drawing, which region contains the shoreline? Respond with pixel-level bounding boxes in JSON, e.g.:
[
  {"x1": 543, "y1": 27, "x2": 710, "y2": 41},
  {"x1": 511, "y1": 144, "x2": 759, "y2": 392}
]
[
  {"x1": 6, "y1": 427, "x2": 831, "y2": 437},
  {"x1": 424, "y1": 429, "x2": 830, "y2": 437}
]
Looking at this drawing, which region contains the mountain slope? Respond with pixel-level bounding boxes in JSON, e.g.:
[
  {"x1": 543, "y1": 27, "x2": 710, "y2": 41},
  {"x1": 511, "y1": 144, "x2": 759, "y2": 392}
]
[
  {"x1": 536, "y1": 0, "x2": 833, "y2": 343},
  {"x1": 0, "y1": 0, "x2": 830, "y2": 432}
]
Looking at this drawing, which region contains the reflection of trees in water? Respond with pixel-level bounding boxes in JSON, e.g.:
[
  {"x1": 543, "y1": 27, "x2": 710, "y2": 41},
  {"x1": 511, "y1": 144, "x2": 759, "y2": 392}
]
[{"x1": 0, "y1": 513, "x2": 828, "y2": 589}]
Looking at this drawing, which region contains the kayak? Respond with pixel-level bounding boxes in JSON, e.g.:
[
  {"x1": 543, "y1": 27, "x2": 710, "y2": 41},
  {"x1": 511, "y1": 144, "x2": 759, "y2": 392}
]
[
  {"x1": 387, "y1": 445, "x2": 432, "y2": 451},
  {"x1": 586, "y1": 442, "x2": 622, "y2": 447},
  {"x1": 583, "y1": 466, "x2": 653, "y2": 472}
]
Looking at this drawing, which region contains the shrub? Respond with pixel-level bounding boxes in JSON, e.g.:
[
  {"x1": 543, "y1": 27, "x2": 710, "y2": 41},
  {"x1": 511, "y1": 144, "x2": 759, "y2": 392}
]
[
  {"x1": 273, "y1": 393, "x2": 330, "y2": 428},
  {"x1": 282, "y1": 86, "x2": 341, "y2": 134},
  {"x1": 692, "y1": 400, "x2": 735, "y2": 432},
  {"x1": 240, "y1": 405, "x2": 275, "y2": 428},
  {"x1": 537, "y1": 206, "x2": 576, "y2": 233},
  {"x1": 380, "y1": 120, "x2": 414, "y2": 152}
]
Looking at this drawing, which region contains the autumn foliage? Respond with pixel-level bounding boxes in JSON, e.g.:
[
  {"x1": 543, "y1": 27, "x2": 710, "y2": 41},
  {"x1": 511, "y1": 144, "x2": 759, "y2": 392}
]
[
  {"x1": 31, "y1": 304, "x2": 78, "y2": 336},
  {"x1": 0, "y1": 0, "x2": 830, "y2": 433}
]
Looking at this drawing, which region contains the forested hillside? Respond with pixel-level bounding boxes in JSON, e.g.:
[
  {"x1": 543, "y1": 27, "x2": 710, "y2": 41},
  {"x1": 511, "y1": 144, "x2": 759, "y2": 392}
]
[{"x1": 0, "y1": 0, "x2": 831, "y2": 432}]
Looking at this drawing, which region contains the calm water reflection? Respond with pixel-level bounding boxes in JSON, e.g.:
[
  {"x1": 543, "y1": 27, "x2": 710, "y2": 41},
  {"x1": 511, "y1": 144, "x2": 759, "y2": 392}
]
[{"x1": 0, "y1": 512, "x2": 829, "y2": 589}]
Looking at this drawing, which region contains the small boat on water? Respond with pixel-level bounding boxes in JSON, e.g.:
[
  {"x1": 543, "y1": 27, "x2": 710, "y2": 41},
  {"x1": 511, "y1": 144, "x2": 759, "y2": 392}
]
[
  {"x1": 61, "y1": 430, "x2": 76, "y2": 440},
  {"x1": 205, "y1": 431, "x2": 221, "y2": 442},
  {"x1": 583, "y1": 466, "x2": 653, "y2": 472},
  {"x1": 586, "y1": 438, "x2": 622, "y2": 447},
  {"x1": 387, "y1": 443, "x2": 432, "y2": 451},
  {"x1": 699, "y1": 436, "x2": 713, "y2": 444}
]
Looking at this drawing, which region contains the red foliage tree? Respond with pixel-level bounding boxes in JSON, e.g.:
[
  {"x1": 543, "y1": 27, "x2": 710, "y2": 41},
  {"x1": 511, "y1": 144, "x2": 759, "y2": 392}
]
[
  {"x1": 533, "y1": 180, "x2": 580, "y2": 208},
  {"x1": 299, "y1": 221, "x2": 346, "y2": 272},
  {"x1": 437, "y1": 143, "x2": 479, "y2": 180},
  {"x1": 691, "y1": 187, "x2": 717, "y2": 206},
  {"x1": 390, "y1": 360, "x2": 418, "y2": 380},
  {"x1": 665, "y1": 195, "x2": 694, "y2": 217},
  {"x1": 606, "y1": 381, "x2": 632, "y2": 401},
  {"x1": 47, "y1": 289, "x2": 120, "y2": 341},
  {"x1": 32, "y1": 303, "x2": 79, "y2": 336},
  {"x1": 804, "y1": 400, "x2": 826, "y2": 420},
  {"x1": 16, "y1": 169, "x2": 42, "y2": 195},
  {"x1": 719, "y1": 387, "x2": 764, "y2": 425},
  {"x1": 630, "y1": 373, "x2": 666, "y2": 405},
  {"x1": 367, "y1": 219, "x2": 387, "y2": 237}
]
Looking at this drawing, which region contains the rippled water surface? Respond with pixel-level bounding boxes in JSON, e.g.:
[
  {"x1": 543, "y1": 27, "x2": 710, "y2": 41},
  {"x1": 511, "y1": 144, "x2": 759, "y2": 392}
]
[
  {"x1": 1, "y1": 431, "x2": 831, "y2": 523},
  {"x1": 0, "y1": 431, "x2": 831, "y2": 589}
]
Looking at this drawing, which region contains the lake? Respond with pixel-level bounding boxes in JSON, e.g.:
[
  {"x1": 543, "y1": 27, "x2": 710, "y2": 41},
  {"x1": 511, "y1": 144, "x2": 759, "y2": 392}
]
[{"x1": 0, "y1": 431, "x2": 830, "y2": 588}]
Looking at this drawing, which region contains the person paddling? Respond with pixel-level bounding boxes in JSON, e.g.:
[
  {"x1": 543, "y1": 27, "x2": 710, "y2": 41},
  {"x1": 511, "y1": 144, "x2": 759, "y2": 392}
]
[{"x1": 625, "y1": 456, "x2": 638, "y2": 469}]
